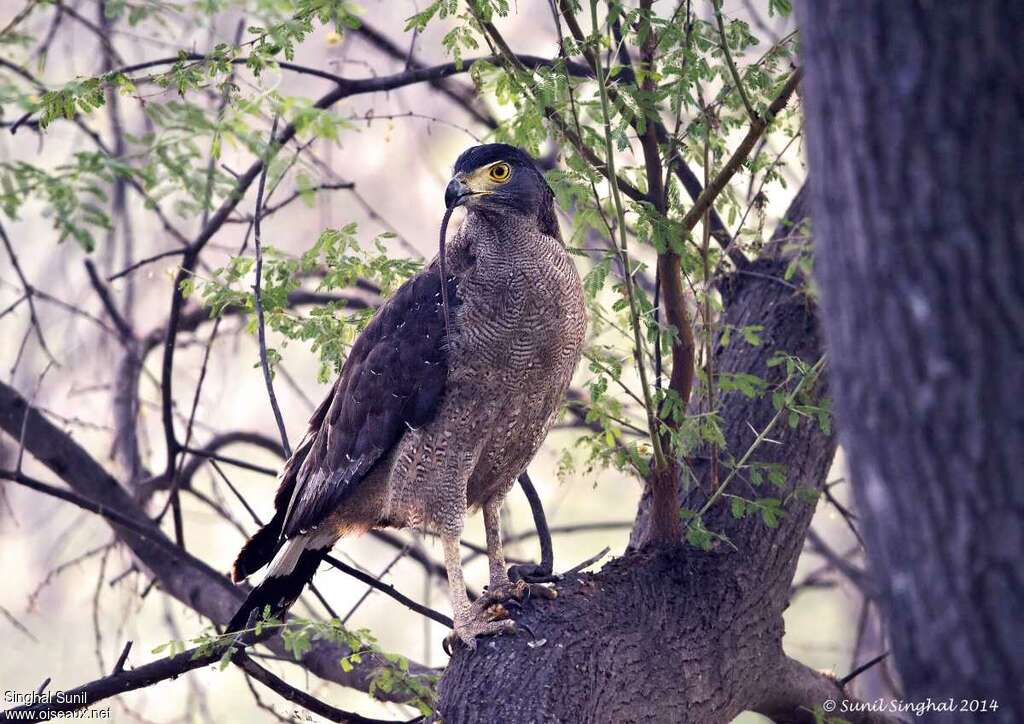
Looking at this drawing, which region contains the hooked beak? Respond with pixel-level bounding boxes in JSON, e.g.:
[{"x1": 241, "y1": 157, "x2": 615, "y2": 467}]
[{"x1": 444, "y1": 176, "x2": 472, "y2": 209}]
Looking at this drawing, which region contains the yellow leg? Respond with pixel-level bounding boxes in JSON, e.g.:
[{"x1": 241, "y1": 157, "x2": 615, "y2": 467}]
[
  {"x1": 483, "y1": 498, "x2": 511, "y2": 593},
  {"x1": 442, "y1": 531, "x2": 473, "y2": 627},
  {"x1": 442, "y1": 530, "x2": 515, "y2": 650}
]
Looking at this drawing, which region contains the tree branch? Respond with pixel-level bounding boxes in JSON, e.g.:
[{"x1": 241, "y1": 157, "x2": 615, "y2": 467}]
[
  {"x1": 252, "y1": 116, "x2": 292, "y2": 458},
  {"x1": 0, "y1": 469, "x2": 192, "y2": 564},
  {"x1": 0, "y1": 380, "x2": 431, "y2": 706},
  {"x1": 678, "y1": 68, "x2": 803, "y2": 234},
  {"x1": 354, "y1": 19, "x2": 496, "y2": 129},
  {"x1": 2, "y1": 640, "x2": 406, "y2": 724},
  {"x1": 0, "y1": 221, "x2": 58, "y2": 367},
  {"x1": 232, "y1": 652, "x2": 407, "y2": 724},
  {"x1": 84, "y1": 260, "x2": 134, "y2": 343},
  {"x1": 323, "y1": 555, "x2": 452, "y2": 629},
  {"x1": 753, "y1": 655, "x2": 906, "y2": 724}
]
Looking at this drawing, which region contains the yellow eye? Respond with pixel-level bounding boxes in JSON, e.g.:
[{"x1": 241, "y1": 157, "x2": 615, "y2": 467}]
[{"x1": 488, "y1": 163, "x2": 511, "y2": 182}]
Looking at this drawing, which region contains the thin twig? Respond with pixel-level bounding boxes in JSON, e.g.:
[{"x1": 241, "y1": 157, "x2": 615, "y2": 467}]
[
  {"x1": 209, "y1": 459, "x2": 264, "y2": 527},
  {"x1": 0, "y1": 605, "x2": 38, "y2": 642},
  {"x1": 252, "y1": 116, "x2": 292, "y2": 458},
  {"x1": 838, "y1": 651, "x2": 890, "y2": 688},
  {"x1": 226, "y1": 181, "x2": 356, "y2": 224},
  {"x1": 182, "y1": 446, "x2": 278, "y2": 477},
  {"x1": 233, "y1": 652, "x2": 404, "y2": 724},
  {"x1": 0, "y1": 221, "x2": 58, "y2": 367},
  {"x1": 323, "y1": 554, "x2": 452, "y2": 629},
  {"x1": 691, "y1": 355, "x2": 825, "y2": 525},
  {"x1": 0, "y1": 469, "x2": 193, "y2": 563},
  {"x1": 713, "y1": 0, "x2": 757, "y2": 122},
  {"x1": 107, "y1": 248, "x2": 186, "y2": 282},
  {"x1": 342, "y1": 545, "x2": 410, "y2": 625},
  {"x1": 84, "y1": 260, "x2": 134, "y2": 342},
  {"x1": 560, "y1": 547, "x2": 610, "y2": 577}
]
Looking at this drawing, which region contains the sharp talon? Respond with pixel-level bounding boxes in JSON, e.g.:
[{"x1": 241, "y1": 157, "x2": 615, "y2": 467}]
[
  {"x1": 529, "y1": 583, "x2": 558, "y2": 600},
  {"x1": 517, "y1": 621, "x2": 536, "y2": 639},
  {"x1": 485, "y1": 603, "x2": 509, "y2": 621},
  {"x1": 449, "y1": 616, "x2": 517, "y2": 650},
  {"x1": 442, "y1": 636, "x2": 453, "y2": 657}
]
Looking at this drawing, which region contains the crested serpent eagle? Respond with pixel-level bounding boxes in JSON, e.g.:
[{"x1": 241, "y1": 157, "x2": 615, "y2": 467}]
[{"x1": 227, "y1": 143, "x2": 587, "y2": 647}]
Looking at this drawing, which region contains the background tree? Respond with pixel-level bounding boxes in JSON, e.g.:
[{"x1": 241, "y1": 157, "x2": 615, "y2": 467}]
[
  {"x1": 0, "y1": 0, "x2": 988, "y2": 722},
  {"x1": 797, "y1": 1, "x2": 1023, "y2": 719}
]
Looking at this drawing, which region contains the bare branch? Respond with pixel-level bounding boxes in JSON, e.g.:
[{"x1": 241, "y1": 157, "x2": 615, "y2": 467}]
[
  {"x1": 0, "y1": 468, "x2": 194, "y2": 564},
  {"x1": 84, "y1": 260, "x2": 134, "y2": 343},
  {"x1": 323, "y1": 554, "x2": 453, "y2": 629},
  {"x1": 107, "y1": 248, "x2": 186, "y2": 283},
  {"x1": 233, "y1": 652, "x2": 406, "y2": 724},
  {"x1": 252, "y1": 116, "x2": 292, "y2": 458},
  {"x1": 2, "y1": 637, "x2": 406, "y2": 724},
  {"x1": 753, "y1": 655, "x2": 905, "y2": 724},
  {"x1": 354, "y1": 19, "x2": 495, "y2": 129},
  {"x1": 0, "y1": 221, "x2": 58, "y2": 367},
  {"x1": 0, "y1": 379, "x2": 430, "y2": 702}
]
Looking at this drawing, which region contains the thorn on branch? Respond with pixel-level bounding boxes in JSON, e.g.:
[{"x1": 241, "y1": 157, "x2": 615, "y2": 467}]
[{"x1": 112, "y1": 640, "x2": 133, "y2": 675}]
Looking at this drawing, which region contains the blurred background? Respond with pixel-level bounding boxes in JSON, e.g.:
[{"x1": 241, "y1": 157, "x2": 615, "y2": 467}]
[{"x1": 0, "y1": 1, "x2": 880, "y2": 721}]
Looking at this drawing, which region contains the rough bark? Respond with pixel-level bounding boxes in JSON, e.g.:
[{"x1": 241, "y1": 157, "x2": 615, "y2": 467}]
[
  {"x1": 438, "y1": 190, "x2": 893, "y2": 723},
  {"x1": 797, "y1": 2, "x2": 1023, "y2": 721}
]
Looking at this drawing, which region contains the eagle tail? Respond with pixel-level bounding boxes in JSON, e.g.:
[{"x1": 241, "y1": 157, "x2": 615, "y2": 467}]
[
  {"x1": 230, "y1": 509, "x2": 286, "y2": 583},
  {"x1": 226, "y1": 537, "x2": 328, "y2": 634},
  {"x1": 231, "y1": 426, "x2": 320, "y2": 583}
]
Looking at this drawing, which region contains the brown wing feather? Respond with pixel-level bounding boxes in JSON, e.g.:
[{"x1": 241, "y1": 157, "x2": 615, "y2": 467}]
[
  {"x1": 282, "y1": 268, "x2": 460, "y2": 537},
  {"x1": 232, "y1": 268, "x2": 459, "y2": 580}
]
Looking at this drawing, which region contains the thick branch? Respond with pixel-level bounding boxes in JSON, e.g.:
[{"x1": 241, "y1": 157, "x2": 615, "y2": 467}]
[{"x1": 754, "y1": 656, "x2": 904, "y2": 724}]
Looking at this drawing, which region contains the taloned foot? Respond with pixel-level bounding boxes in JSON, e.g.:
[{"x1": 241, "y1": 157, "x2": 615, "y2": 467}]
[
  {"x1": 443, "y1": 582, "x2": 559, "y2": 655},
  {"x1": 478, "y1": 579, "x2": 558, "y2": 611},
  {"x1": 444, "y1": 615, "x2": 516, "y2": 654}
]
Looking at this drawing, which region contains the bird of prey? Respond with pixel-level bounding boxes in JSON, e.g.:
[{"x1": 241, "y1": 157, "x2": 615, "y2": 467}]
[{"x1": 227, "y1": 144, "x2": 587, "y2": 647}]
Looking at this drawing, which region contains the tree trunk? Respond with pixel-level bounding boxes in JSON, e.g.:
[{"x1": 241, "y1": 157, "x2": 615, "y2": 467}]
[
  {"x1": 438, "y1": 191, "x2": 893, "y2": 723},
  {"x1": 797, "y1": 2, "x2": 1024, "y2": 721}
]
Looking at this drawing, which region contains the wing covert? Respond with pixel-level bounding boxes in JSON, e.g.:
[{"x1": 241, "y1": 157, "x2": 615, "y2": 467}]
[{"x1": 280, "y1": 269, "x2": 459, "y2": 537}]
